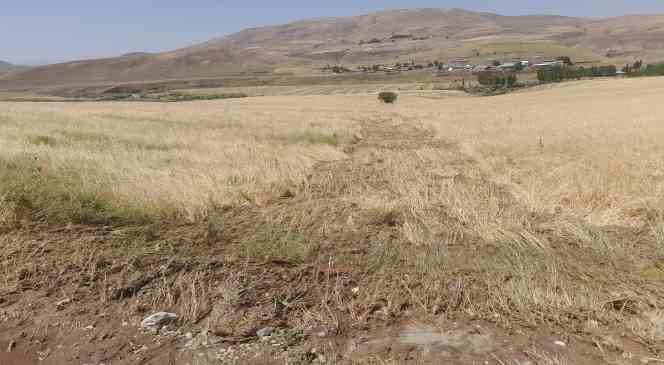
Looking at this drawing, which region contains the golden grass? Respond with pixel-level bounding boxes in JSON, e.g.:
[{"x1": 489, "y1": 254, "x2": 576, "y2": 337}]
[
  {"x1": 0, "y1": 98, "x2": 363, "y2": 222},
  {"x1": 411, "y1": 77, "x2": 664, "y2": 228},
  {"x1": 2, "y1": 76, "x2": 663, "y2": 229}
]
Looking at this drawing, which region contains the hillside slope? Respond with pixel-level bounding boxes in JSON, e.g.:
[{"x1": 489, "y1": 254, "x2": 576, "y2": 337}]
[
  {"x1": 0, "y1": 60, "x2": 24, "y2": 74},
  {"x1": 2, "y1": 8, "x2": 664, "y2": 88}
]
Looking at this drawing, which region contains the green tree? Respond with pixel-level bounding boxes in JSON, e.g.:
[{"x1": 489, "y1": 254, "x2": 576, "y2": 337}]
[{"x1": 556, "y1": 56, "x2": 573, "y2": 66}]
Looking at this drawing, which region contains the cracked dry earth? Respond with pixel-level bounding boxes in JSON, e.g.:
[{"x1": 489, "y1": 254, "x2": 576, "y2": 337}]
[{"x1": 1, "y1": 116, "x2": 662, "y2": 365}]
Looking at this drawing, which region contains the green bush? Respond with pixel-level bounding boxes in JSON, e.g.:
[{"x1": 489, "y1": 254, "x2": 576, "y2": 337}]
[
  {"x1": 537, "y1": 65, "x2": 617, "y2": 83},
  {"x1": 26, "y1": 135, "x2": 58, "y2": 147},
  {"x1": 556, "y1": 56, "x2": 574, "y2": 66},
  {"x1": 477, "y1": 71, "x2": 518, "y2": 88},
  {"x1": 378, "y1": 91, "x2": 398, "y2": 103},
  {"x1": 628, "y1": 63, "x2": 664, "y2": 77}
]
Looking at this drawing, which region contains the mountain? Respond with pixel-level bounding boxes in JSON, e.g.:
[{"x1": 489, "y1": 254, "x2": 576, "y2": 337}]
[
  {"x1": 0, "y1": 60, "x2": 24, "y2": 74},
  {"x1": 3, "y1": 9, "x2": 664, "y2": 88}
]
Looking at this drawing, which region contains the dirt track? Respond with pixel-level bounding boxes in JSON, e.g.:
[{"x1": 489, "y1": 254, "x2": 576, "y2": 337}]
[{"x1": 1, "y1": 115, "x2": 661, "y2": 365}]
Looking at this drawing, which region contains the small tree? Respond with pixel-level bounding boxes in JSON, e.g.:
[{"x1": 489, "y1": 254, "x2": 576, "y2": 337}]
[
  {"x1": 478, "y1": 71, "x2": 517, "y2": 88},
  {"x1": 506, "y1": 74, "x2": 517, "y2": 87},
  {"x1": 556, "y1": 56, "x2": 573, "y2": 66},
  {"x1": 378, "y1": 92, "x2": 398, "y2": 104}
]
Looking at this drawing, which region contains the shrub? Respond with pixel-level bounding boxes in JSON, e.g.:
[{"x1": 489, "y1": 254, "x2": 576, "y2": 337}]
[
  {"x1": 331, "y1": 65, "x2": 351, "y2": 74},
  {"x1": 537, "y1": 65, "x2": 617, "y2": 83},
  {"x1": 477, "y1": 71, "x2": 518, "y2": 88},
  {"x1": 628, "y1": 63, "x2": 664, "y2": 77},
  {"x1": 556, "y1": 56, "x2": 574, "y2": 66},
  {"x1": 378, "y1": 91, "x2": 398, "y2": 103},
  {"x1": 26, "y1": 135, "x2": 57, "y2": 147}
]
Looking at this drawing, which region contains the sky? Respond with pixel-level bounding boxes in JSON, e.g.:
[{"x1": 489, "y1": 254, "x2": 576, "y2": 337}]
[{"x1": 3, "y1": 1, "x2": 664, "y2": 65}]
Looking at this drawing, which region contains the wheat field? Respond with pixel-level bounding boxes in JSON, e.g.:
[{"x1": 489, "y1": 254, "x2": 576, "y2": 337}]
[
  {"x1": 3, "y1": 77, "x2": 664, "y2": 363},
  {"x1": 1, "y1": 77, "x2": 664, "y2": 228}
]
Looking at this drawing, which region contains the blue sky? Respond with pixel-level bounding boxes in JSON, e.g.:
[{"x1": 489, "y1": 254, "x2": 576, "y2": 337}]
[{"x1": 3, "y1": 1, "x2": 664, "y2": 65}]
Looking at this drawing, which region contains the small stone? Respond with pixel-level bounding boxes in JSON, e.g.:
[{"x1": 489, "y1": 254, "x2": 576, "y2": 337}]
[
  {"x1": 256, "y1": 327, "x2": 274, "y2": 338},
  {"x1": 554, "y1": 340, "x2": 567, "y2": 347},
  {"x1": 84, "y1": 325, "x2": 95, "y2": 331},
  {"x1": 55, "y1": 298, "x2": 71, "y2": 309},
  {"x1": 141, "y1": 312, "x2": 178, "y2": 329},
  {"x1": 7, "y1": 340, "x2": 16, "y2": 352},
  {"x1": 351, "y1": 287, "x2": 360, "y2": 295}
]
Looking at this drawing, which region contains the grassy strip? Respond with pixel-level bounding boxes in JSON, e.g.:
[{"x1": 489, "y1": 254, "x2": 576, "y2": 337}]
[
  {"x1": 242, "y1": 233, "x2": 314, "y2": 263},
  {"x1": 0, "y1": 157, "x2": 163, "y2": 225}
]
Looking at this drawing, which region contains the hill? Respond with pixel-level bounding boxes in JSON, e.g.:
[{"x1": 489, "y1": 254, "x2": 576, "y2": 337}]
[
  {"x1": 2, "y1": 8, "x2": 664, "y2": 88},
  {"x1": 0, "y1": 60, "x2": 24, "y2": 74}
]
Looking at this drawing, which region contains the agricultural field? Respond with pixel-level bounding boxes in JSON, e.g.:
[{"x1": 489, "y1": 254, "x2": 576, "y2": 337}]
[
  {"x1": 2, "y1": 77, "x2": 664, "y2": 364},
  {"x1": 175, "y1": 83, "x2": 457, "y2": 97}
]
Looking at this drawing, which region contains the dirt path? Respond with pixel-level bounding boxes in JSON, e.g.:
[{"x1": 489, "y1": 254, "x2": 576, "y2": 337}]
[{"x1": 0, "y1": 116, "x2": 661, "y2": 364}]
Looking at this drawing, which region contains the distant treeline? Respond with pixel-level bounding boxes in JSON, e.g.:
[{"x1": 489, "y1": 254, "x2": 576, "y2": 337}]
[
  {"x1": 626, "y1": 63, "x2": 664, "y2": 77},
  {"x1": 538, "y1": 61, "x2": 664, "y2": 84},
  {"x1": 478, "y1": 71, "x2": 518, "y2": 88},
  {"x1": 537, "y1": 65, "x2": 617, "y2": 83}
]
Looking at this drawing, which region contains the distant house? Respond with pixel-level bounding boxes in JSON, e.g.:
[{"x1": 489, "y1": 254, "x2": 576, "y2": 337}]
[
  {"x1": 497, "y1": 62, "x2": 517, "y2": 70},
  {"x1": 473, "y1": 65, "x2": 493, "y2": 72},
  {"x1": 532, "y1": 60, "x2": 564, "y2": 69}
]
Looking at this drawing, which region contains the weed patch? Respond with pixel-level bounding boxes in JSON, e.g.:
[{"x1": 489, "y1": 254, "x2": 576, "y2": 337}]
[
  {"x1": 59, "y1": 130, "x2": 112, "y2": 144},
  {"x1": 0, "y1": 157, "x2": 162, "y2": 225},
  {"x1": 364, "y1": 207, "x2": 403, "y2": 227},
  {"x1": 26, "y1": 135, "x2": 57, "y2": 147},
  {"x1": 242, "y1": 233, "x2": 313, "y2": 263},
  {"x1": 283, "y1": 131, "x2": 346, "y2": 146}
]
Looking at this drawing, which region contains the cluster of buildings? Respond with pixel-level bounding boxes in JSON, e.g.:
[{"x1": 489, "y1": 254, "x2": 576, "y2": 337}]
[
  {"x1": 452, "y1": 59, "x2": 565, "y2": 73},
  {"x1": 345, "y1": 57, "x2": 566, "y2": 75}
]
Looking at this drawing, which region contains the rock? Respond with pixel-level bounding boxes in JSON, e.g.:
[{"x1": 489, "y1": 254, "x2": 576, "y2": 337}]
[
  {"x1": 141, "y1": 312, "x2": 178, "y2": 329},
  {"x1": 55, "y1": 298, "x2": 71, "y2": 309},
  {"x1": 7, "y1": 339, "x2": 16, "y2": 352},
  {"x1": 554, "y1": 340, "x2": 567, "y2": 347},
  {"x1": 256, "y1": 327, "x2": 274, "y2": 338}
]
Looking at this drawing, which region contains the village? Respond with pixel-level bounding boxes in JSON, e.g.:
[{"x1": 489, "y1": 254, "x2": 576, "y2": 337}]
[{"x1": 323, "y1": 56, "x2": 570, "y2": 76}]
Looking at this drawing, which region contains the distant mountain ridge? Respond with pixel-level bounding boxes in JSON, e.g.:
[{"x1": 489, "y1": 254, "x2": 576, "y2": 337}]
[
  {"x1": 3, "y1": 8, "x2": 664, "y2": 88},
  {"x1": 0, "y1": 60, "x2": 24, "y2": 73}
]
